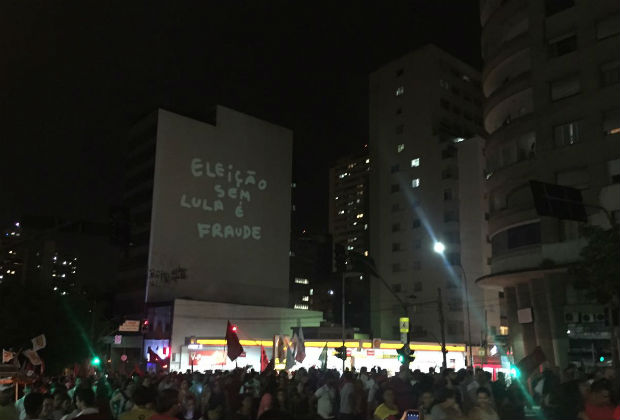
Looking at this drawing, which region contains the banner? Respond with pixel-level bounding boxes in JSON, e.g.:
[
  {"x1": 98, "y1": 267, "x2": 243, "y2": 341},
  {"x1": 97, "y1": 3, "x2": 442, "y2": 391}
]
[
  {"x1": 23, "y1": 350, "x2": 42, "y2": 366},
  {"x1": 294, "y1": 327, "x2": 306, "y2": 363},
  {"x1": 318, "y1": 344, "x2": 328, "y2": 370},
  {"x1": 31, "y1": 335, "x2": 46, "y2": 352},
  {"x1": 260, "y1": 346, "x2": 269, "y2": 372},
  {"x1": 2, "y1": 350, "x2": 15, "y2": 364},
  {"x1": 225, "y1": 321, "x2": 243, "y2": 361}
]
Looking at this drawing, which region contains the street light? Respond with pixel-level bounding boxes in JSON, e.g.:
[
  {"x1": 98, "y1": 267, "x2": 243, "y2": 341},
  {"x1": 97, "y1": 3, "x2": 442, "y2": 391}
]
[{"x1": 433, "y1": 241, "x2": 474, "y2": 369}]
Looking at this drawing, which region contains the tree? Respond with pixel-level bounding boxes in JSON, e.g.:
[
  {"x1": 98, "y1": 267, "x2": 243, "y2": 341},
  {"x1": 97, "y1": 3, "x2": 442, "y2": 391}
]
[{"x1": 570, "y1": 224, "x2": 620, "y2": 374}]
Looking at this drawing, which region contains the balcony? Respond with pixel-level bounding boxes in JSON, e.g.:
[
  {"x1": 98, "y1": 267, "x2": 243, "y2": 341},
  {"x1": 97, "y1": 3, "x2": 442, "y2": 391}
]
[
  {"x1": 483, "y1": 34, "x2": 530, "y2": 81},
  {"x1": 484, "y1": 88, "x2": 533, "y2": 135},
  {"x1": 481, "y1": 0, "x2": 528, "y2": 60},
  {"x1": 484, "y1": 71, "x2": 532, "y2": 119}
]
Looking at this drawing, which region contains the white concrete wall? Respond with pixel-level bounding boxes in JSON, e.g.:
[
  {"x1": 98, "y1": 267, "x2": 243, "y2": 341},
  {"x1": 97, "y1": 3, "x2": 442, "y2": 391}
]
[{"x1": 170, "y1": 299, "x2": 323, "y2": 370}]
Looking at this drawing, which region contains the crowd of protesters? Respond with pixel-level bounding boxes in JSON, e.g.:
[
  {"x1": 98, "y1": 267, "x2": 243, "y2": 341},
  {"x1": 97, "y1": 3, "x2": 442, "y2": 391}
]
[{"x1": 1, "y1": 363, "x2": 618, "y2": 420}]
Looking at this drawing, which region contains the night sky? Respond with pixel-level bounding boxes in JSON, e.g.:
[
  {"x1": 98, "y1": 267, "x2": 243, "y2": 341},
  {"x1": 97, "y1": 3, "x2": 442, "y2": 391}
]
[{"x1": 0, "y1": 1, "x2": 480, "y2": 233}]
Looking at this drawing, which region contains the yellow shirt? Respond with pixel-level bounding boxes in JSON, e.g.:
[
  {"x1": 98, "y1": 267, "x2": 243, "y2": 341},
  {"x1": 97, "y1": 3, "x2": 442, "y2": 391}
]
[
  {"x1": 374, "y1": 403, "x2": 399, "y2": 420},
  {"x1": 118, "y1": 406, "x2": 156, "y2": 420}
]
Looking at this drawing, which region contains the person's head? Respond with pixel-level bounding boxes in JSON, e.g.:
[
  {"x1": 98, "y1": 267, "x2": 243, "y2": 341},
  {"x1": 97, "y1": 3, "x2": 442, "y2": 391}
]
[
  {"x1": 41, "y1": 394, "x2": 54, "y2": 418},
  {"x1": 0, "y1": 384, "x2": 12, "y2": 405},
  {"x1": 590, "y1": 379, "x2": 612, "y2": 406},
  {"x1": 240, "y1": 394, "x2": 253, "y2": 413},
  {"x1": 75, "y1": 387, "x2": 95, "y2": 410},
  {"x1": 276, "y1": 388, "x2": 286, "y2": 406},
  {"x1": 53, "y1": 390, "x2": 70, "y2": 411},
  {"x1": 383, "y1": 388, "x2": 395, "y2": 406},
  {"x1": 180, "y1": 379, "x2": 190, "y2": 392},
  {"x1": 438, "y1": 388, "x2": 456, "y2": 407},
  {"x1": 24, "y1": 392, "x2": 45, "y2": 420},
  {"x1": 132, "y1": 386, "x2": 153, "y2": 408},
  {"x1": 420, "y1": 391, "x2": 434, "y2": 408},
  {"x1": 476, "y1": 387, "x2": 491, "y2": 408},
  {"x1": 497, "y1": 371, "x2": 506, "y2": 383},
  {"x1": 155, "y1": 389, "x2": 181, "y2": 416}
]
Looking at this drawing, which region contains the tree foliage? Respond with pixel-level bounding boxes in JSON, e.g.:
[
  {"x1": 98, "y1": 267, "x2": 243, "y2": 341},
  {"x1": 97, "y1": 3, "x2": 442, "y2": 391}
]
[{"x1": 571, "y1": 225, "x2": 620, "y2": 305}]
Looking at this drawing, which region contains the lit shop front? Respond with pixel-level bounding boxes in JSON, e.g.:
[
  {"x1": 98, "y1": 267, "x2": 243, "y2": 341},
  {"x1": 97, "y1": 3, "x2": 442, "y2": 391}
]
[{"x1": 175, "y1": 338, "x2": 466, "y2": 375}]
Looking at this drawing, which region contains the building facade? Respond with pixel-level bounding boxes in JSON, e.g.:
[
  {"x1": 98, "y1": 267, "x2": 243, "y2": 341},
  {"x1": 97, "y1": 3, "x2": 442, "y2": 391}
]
[
  {"x1": 478, "y1": 0, "x2": 620, "y2": 366},
  {"x1": 369, "y1": 45, "x2": 490, "y2": 345},
  {"x1": 328, "y1": 150, "x2": 372, "y2": 333}
]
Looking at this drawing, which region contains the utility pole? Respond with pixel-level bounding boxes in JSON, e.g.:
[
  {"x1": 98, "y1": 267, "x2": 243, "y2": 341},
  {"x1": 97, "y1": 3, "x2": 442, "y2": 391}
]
[
  {"x1": 341, "y1": 271, "x2": 346, "y2": 372},
  {"x1": 437, "y1": 288, "x2": 447, "y2": 370}
]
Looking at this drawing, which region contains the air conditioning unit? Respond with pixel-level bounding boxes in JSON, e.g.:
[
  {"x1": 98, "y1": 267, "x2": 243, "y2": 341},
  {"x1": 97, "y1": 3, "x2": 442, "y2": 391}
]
[
  {"x1": 564, "y1": 312, "x2": 579, "y2": 323},
  {"x1": 581, "y1": 313, "x2": 595, "y2": 323},
  {"x1": 595, "y1": 313, "x2": 606, "y2": 322}
]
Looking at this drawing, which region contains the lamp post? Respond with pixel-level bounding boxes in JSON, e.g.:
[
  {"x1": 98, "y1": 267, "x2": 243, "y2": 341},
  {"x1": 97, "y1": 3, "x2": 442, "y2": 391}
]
[{"x1": 434, "y1": 241, "x2": 474, "y2": 369}]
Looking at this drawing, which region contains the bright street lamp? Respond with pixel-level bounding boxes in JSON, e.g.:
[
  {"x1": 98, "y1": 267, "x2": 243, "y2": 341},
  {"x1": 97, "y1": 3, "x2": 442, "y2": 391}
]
[{"x1": 433, "y1": 241, "x2": 474, "y2": 369}]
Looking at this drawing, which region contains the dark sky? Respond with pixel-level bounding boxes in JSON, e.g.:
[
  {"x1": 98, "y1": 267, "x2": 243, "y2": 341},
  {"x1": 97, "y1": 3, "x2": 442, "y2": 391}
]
[{"x1": 0, "y1": 1, "x2": 480, "y2": 233}]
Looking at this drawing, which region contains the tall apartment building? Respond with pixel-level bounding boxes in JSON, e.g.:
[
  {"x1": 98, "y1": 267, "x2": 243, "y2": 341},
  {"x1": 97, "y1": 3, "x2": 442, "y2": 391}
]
[
  {"x1": 328, "y1": 150, "x2": 371, "y2": 332},
  {"x1": 478, "y1": 0, "x2": 620, "y2": 367},
  {"x1": 369, "y1": 45, "x2": 492, "y2": 344}
]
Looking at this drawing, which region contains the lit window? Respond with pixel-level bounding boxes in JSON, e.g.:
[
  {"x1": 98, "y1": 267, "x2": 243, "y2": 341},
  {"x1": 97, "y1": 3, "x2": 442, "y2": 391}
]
[
  {"x1": 347, "y1": 245, "x2": 354, "y2": 251},
  {"x1": 294, "y1": 304, "x2": 309, "y2": 310},
  {"x1": 453, "y1": 137, "x2": 465, "y2": 143},
  {"x1": 411, "y1": 178, "x2": 420, "y2": 188},
  {"x1": 328, "y1": 289, "x2": 334, "y2": 295},
  {"x1": 365, "y1": 158, "x2": 370, "y2": 164},
  {"x1": 397, "y1": 144, "x2": 405, "y2": 153},
  {"x1": 411, "y1": 158, "x2": 420, "y2": 167},
  {"x1": 395, "y1": 86, "x2": 404, "y2": 96},
  {"x1": 302, "y1": 296, "x2": 309, "y2": 302},
  {"x1": 335, "y1": 196, "x2": 339, "y2": 200},
  {"x1": 356, "y1": 213, "x2": 364, "y2": 219},
  {"x1": 364, "y1": 250, "x2": 369, "y2": 256},
  {"x1": 338, "y1": 210, "x2": 345, "y2": 215},
  {"x1": 339, "y1": 172, "x2": 348, "y2": 179},
  {"x1": 499, "y1": 326, "x2": 509, "y2": 335},
  {"x1": 364, "y1": 224, "x2": 368, "y2": 230},
  {"x1": 294, "y1": 278, "x2": 309, "y2": 285},
  {"x1": 309, "y1": 288, "x2": 313, "y2": 296}
]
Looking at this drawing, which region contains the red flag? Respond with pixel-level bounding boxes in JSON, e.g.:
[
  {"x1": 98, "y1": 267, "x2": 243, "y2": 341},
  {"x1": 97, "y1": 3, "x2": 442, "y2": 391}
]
[
  {"x1": 518, "y1": 346, "x2": 546, "y2": 377},
  {"x1": 260, "y1": 346, "x2": 269, "y2": 372},
  {"x1": 226, "y1": 321, "x2": 244, "y2": 362}
]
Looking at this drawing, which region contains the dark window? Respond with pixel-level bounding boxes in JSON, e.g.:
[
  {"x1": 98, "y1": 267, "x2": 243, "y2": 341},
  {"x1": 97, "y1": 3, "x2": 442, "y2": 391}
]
[
  {"x1": 413, "y1": 239, "x2": 421, "y2": 249},
  {"x1": 396, "y1": 107, "x2": 403, "y2": 115},
  {"x1": 395, "y1": 124, "x2": 404, "y2": 134},
  {"x1": 545, "y1": 0, "x2": 574, "y2": 16},
  {"x1": 413, "y1": 261, "x2": 421, "y2": 270},
  {"x1": 491, "y1": 222, "x2": 541, "y2": 256},
  {"x1": 442, "y1": 146, "x2": 458, "y2": 159},
  {"x1": 391, "y1": 203, "x2": 402, "y2": 212},
  {"x1": 391, "y1": 164, "x2": 400, "y2": 173},
  {"x1": 451, "y1": 86, "x2": 460, "y2": 96},
  {"x1": 392, "y1": 223, "x2": 401, "y2": 232},
  {"x1": 451, "y1": 105, "x2": 461, "y2": 115},
  {"x1": 392, "y1": 264, "x2": 402, "y2": 273},
  {"x1": 596, "y1": 14, "x2": 620, "y2": 40},
  {"x1": 601, "y1": 60, "x2": 620, "y2": 86},
  {"x1": 396, "y1": 68, "x2": 404, "y2": 77},
  {"x1": 550, "y1": 76, "x2": 581, "y2": 101},
  {"x1": 499, "y1": 292, "x2": 505, "y2": 298},
  {"x1": 554, "y1": 120, "x2": 582, "y2": 147},
  {"x1": 412, "y1": 219, "x2": 421, "y2": 228},
  {"x1": 392, "y1": 283, "x2": 402, "y2": 292},
  {"x1": 392, "y1": 243, "x2": 402, "y2": 252},
  {"x1": 548, "y1": 34, "x2": 577, "y2": 57},
  {"x1": 391, "y1": 184, "x2": 400, "y2": 193},
  {"x1": 440, "y1": 98, "x2": 450, "y2": 110},
  {"x1": 414, "y1": 281, "x2": 423, "y2": 292},
  {"x1": 444, "y1": 188, "x2": 453, "y2": 201}
]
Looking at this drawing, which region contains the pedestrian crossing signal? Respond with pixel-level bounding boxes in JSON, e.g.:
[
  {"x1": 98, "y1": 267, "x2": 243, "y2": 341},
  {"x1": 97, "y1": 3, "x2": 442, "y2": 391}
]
[{"x1": 396, "y1": 344, "x2": 415, "y2": 365}]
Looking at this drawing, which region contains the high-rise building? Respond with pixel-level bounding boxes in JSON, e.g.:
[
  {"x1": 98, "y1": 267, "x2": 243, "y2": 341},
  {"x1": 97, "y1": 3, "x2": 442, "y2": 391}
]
[
  {"x1": 478, "y1": 0, "x2": 620, "y2": 366},
  {"x1": 369, "y1": 44, "x2": 490, "y2": 344},
  {"x1": 117, "y1": 106, "x2": 294, "y2": 311},
  {"x1": 328, "y1": 150, "x2": 371, "y2": 333}
]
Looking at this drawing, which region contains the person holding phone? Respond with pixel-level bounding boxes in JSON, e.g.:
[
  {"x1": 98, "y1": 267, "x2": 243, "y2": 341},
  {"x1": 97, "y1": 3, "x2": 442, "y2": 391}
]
[{"x1": 374, "y1": 389, "x2": 399, "y2": 420}]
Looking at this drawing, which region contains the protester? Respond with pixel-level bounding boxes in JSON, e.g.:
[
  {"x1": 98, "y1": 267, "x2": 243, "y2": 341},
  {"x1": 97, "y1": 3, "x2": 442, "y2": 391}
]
[
  {"x1": 24, "y1": 392, "x2": 45, "y2": 420},
  {"x1": 582, "y1": 379, "x2": 620, "y2": 420},
  {"x1": 0, "y1": 383, "x2": 19, "y2": 420},
  {"x1": 149, "y1": 389, "x2": 181, "y2": 420},
  {"x1": 373, "y1": 388, "x2": 399, "y2": 420},
  {"x1": 41, "y1": 394, "x2": 55, "y2": 420},
  {"x1": 417, "y1": 390, "x2": 434, "y2": 419},
  {"x1": 430, "y1": 388, "x2": 465, "y2": 420},
  {"x1": 467, "y1": 387, "x2": 498, "y2": 420},
  {"x1": 314, "y1": 376, "x2": 336, "y2": 419},
  {"x1": 118, "y1": 386, "x2": 155, "y2": 420}
]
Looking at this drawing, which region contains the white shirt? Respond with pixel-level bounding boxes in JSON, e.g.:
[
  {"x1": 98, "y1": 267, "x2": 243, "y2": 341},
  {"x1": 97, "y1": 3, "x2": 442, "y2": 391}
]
[
  {"x1": 314, "y1": 384, "x2": 336, "y2": 419},
  {"x1": 339, "y1": 382, "x2": 354, "y2": 414}
]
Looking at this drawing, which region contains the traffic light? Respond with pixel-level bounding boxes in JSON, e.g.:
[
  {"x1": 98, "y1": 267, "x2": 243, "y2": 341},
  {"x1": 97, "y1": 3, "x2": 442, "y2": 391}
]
[
  {"x1": 599, "y1": 356, "x2": 605, "y2": 362},
  {"x1": 91, "y1": 356, "x2": 101, "y2": 367},
  {"x1": 335, "y1": 346, "x2": 347, "y2": 361},
  {"x1": 396, "y1": 344, "x2": 415, "y2": 365},
  {"x1": 141, "y1": 319, "x2": 150, "y2": 333}
]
